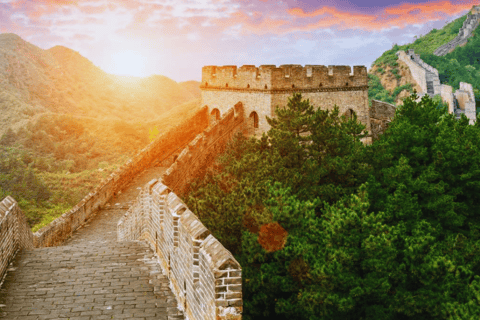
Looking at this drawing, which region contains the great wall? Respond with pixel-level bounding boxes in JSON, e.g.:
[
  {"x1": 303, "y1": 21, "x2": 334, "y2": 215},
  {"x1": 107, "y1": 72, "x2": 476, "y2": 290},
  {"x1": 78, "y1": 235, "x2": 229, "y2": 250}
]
[
  {"x1": 434, "y1": 5, "x2": 480, "y2": 56},
  {"x1": 1, "y1": 30, "x2": 480, "y2": 316},
  {"x1": 396, "y1": 49, "x2": 477, "y2": 124},
  {"x1": 201, "y1": 64, "x2": 372, "y2": 143}
]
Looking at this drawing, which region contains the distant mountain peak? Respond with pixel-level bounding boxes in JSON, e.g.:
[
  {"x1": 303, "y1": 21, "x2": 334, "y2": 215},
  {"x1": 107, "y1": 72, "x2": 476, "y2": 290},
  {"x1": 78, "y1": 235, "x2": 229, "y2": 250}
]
[{"x1": 0, "y1": 33, "x2": 24, "y2": 41}]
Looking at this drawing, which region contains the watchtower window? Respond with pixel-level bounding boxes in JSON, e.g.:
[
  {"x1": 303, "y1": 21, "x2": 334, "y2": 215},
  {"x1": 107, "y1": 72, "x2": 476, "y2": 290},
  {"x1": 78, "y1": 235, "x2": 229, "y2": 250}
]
[
  {"x1": 319, "y1": 83, "x2": 323, "y2": 87},
  {"x1": 226, "y1": 83, "x2": 228, "y2": 88},
  {"x1": 249, "y1": 111, "x2": 259, "y2": 129},
  {"x1": 343, "y1": 108, "x2": 356, "y2": 120},
  {"x1": 205, "y1": 82, "x2": 208, "y2": 87},
  {"x1": 210, "y1": 108, "x2": 220, "y2": 123},
  {"x1": 346, "y1": 82, "x2": 348, "y2": 86},
  {"x1": 247, "y1": 84, "x2": 250, "y2": 88},
  {"x1": 264, "y1": 84, "x2": 268, "y2": 89},
  {"x1": 292, "y1": 84, "x2": 295, "y2": 88}
]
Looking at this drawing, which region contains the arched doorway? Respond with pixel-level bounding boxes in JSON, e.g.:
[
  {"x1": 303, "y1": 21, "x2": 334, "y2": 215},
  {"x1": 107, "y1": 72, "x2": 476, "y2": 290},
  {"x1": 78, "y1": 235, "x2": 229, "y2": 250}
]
[
  {"x1": 249, "y1": 111, "x2": 259, "y2": 135},
  {"x1": 210, "y1": 108, "x2": 220, "y2": 124},
  {"x1": 343, "y1": 108, "x2": 356, "y2": 121}
]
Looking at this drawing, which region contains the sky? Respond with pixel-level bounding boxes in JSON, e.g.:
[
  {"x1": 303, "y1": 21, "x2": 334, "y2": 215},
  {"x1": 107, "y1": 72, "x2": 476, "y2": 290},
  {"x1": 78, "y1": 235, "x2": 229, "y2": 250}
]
[{"x1": 0, "y1": 0, "x2": 477, "y2": 82}]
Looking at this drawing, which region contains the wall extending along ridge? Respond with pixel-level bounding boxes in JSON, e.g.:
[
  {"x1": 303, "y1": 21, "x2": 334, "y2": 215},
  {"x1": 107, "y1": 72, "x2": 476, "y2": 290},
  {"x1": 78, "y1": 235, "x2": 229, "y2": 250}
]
[
  {"x1": 434, "y1": 8, "x2": 480, "y2": 56},
  {"x1": 396, "y1": 49, "x2": 476, "y2": 124},
  {"x1": 32, "y1": 106, "x2": 209, "y2": 248},
  {"x1": 0, "y1": 196, "x2": 34, "y2": 283},
  {"x1": 117, "y1": 181, "x2": 242, "y2": 320},
  {"x1": 118, "y1": 104, "x2": 247, "y2": 319},
  {"x1": 162, "y1": 103, "x2": 246, "y2": 195},
  {"x1": 396, "y1": 50, "x2": 440, "y2": 96}
]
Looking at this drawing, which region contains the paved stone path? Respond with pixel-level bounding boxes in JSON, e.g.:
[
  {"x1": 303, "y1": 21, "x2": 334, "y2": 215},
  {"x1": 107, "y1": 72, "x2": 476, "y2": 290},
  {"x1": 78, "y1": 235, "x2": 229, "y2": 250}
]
[{"x1": 0, "y1": 167, "x2": 183, "y2": 320}]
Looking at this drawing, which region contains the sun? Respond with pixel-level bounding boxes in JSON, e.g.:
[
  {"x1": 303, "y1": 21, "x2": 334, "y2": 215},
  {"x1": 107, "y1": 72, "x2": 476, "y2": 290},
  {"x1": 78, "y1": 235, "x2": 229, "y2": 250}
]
[{"x1": 108, "y1": 50, "x2": 149, "y2": 77}]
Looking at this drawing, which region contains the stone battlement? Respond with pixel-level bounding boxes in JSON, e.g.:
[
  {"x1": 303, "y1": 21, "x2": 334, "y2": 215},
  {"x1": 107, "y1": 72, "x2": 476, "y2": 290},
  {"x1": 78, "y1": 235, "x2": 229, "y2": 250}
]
[
  {"x1": 118, "y1": 181, "x2": 242, "y2": 320},
  {"x1": 0, "y1": 196, "x2": 34, "y2": 284},
  {"x1": 434, "y1": 7, "x2": 480, "y2": 56},
  {"x1": 201, "y1": 65, "x2": 368, "y2": 90}
]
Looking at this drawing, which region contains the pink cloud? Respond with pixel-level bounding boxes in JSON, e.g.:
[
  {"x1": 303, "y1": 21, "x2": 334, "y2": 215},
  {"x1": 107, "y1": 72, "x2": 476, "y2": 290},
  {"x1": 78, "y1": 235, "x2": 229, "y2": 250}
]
[{"x1": 286, "y1": 0, "x2": 477, "y2": 31}]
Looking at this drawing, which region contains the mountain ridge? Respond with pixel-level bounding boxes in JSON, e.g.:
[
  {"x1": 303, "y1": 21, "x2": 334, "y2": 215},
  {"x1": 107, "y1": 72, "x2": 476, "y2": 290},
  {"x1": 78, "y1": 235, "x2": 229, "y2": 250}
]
[{"x1": 0, "y1": 33, "x2": 201, "y2": 135}]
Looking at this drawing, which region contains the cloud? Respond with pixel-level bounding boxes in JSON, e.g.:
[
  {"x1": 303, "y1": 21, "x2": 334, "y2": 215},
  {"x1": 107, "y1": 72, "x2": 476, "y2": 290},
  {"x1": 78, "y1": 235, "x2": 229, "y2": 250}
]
[
  {"x1": 286, "y1": 0, "x2": 475, "y2": 31},
  {"x1": 0, "y1": 0, "x2": 477, "y2": 81}
]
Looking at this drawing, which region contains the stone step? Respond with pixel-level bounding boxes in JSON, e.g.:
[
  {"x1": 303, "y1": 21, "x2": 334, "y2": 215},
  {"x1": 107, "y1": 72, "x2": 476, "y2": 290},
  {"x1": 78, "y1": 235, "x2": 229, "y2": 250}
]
[
  {"x1": 0, "y1": 240, "x2": 184, "y2": 320},
  {"x1": 426, "y1": 81, "x2": 434, "y2": 95}
]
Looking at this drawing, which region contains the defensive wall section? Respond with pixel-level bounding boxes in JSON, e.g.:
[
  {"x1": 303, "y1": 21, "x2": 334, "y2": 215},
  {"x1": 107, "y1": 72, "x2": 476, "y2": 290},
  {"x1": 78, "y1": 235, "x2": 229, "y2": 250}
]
[
  {"x1": 200, "y1": 64, "x2": 371, "y2": 140},
  {"x1": 396, "y1": 50, "x2": 441, "y2": 96},
  {"x1": 369, "y1": 100, "x2": 396, "y2": 141},
  {"x1": 396, "y1": 49, "x2": 476, "y2": 124},
  {"x1": 456, "y1": 82, "x2": 477, "y2": 124},
  {"x1": 117, "y1": 182, "x2": 242, "y2": 320},
  {"x1": 434, "y1": 6, "x2": 480, "y2": 56},
  {"x1": 0, "y1": 196, "x2": 34, "y2": 284},
  {"x1": 162, "y1": 103, "x2": 246, "y2": 195},
  {"x1": 1, "y1": 103, "x2": 245, "y2": 319},
  {"x1": 32, "y1": 106, "x2": 209, "y2": 248},
  {"x1": 117, "y1": 105, "x2": 246, "y2": 320}
]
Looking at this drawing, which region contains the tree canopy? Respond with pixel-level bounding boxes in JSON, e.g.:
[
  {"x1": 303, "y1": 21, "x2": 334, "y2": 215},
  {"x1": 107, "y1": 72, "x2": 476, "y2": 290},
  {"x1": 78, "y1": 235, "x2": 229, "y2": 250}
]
[{"x1": 185, "y1": 93, "x2": 480, "y2": 320}]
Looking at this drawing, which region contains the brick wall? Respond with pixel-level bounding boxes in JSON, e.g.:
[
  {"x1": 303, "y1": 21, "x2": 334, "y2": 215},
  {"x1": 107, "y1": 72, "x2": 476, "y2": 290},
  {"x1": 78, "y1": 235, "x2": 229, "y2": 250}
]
[
  {"x1": 162, "y1": 103, "x2": 246, "y2": 195},
  {"x1": 117, "y1": 181, "x2": 242, "y2": 320},
  {"x1": 441, "y1": 84, "x2": 455, "y2": 113},
  {"x1": 396, "y1": 50, "x2": 428, "y2": 94},
  {"x1": 33, "y1": 106, "x2": 209, "y2": 248},
  {"x1": 369, "y1": 100, "x2": 396, "y2": 141},
  {"x1": 201, "y1": 65, "x2": 368, "y2": 90},
  {"x1": 0, "y1": 196, "x2": 34, "y2": 283},
  {"x1": 201, "y1": 64, "x2": 370, "y2": 142}
]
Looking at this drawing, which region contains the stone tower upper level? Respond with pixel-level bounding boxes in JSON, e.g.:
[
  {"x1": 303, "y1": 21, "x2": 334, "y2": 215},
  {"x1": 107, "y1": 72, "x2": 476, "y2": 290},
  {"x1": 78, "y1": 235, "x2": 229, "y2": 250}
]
[{"x1": 201, "y1": 65, "x2": 368, "y2": 90}]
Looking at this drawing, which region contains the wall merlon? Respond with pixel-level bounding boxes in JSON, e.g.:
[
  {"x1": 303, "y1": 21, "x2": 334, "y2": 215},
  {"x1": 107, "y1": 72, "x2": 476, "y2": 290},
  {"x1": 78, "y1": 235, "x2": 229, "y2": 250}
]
[
  {"x1": 202, "y1": 64, "x2": 368, "y2": 90},
  {"x1": 180, "y1": 210, "x2": 211, "y2": 241},
  {"x1": 1, "y1": 196, "x2": 34, "y2": 282},
  {"x1": 118, "y1": 181, "x2": 241, "y2": 320}
]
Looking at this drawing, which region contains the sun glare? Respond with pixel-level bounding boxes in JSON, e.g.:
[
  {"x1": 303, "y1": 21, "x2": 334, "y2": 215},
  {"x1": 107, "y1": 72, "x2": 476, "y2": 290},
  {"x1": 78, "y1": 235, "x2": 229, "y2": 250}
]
[{"x1": 109, "y1": 50, "x2": 149, "y2": 77}]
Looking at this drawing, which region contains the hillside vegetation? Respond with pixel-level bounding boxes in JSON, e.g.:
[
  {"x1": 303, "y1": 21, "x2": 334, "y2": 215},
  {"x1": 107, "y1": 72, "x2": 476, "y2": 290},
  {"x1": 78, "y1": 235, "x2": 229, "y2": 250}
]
[
  {"x1": 0, "y1": 34, "x2": 200, "y2": 134},
  {"x1": 368, "y1": 11, "x2": 480, "y2": 107},
  {"x1": 0, "y1": 33, "x2": 202, "y2": 230}
]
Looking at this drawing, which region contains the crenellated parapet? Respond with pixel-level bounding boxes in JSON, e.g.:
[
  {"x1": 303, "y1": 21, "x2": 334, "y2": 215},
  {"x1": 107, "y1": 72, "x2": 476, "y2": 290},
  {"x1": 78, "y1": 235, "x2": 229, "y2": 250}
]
[
  {"x1": 118, "y1": 181, "x2": 242, "y2": 320},
  {"x1": 434, "y1": 7, "x2": 480, "y2": 56},
  {"x1": 201, "y1": 64, "x2": 368, "y2": 91},
  {"x1": 0, "y1": 196, "x2": 34, "y2": 283}
]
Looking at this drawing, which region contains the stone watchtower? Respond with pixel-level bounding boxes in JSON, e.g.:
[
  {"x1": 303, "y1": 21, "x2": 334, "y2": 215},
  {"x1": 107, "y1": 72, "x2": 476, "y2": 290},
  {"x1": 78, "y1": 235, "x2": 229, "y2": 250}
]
[{"x1": 200, "y1": 64, "x2": 371, "y2": 141}]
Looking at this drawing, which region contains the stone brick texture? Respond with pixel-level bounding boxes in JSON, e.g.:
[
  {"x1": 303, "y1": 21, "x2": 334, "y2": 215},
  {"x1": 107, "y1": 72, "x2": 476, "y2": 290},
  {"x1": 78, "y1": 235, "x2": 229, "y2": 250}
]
[
  {"x1": 200, "y1": 65, "x2": 371, "y2": 140},
  {"x1": 396, "y1": 50, "x2": 430, "y2": 95},
  {"x1": 397, "y1": 50, "x2": 476, "y2": 124},
  {"x1": 162, "y1": 103, "x2": 246, "y2": 196},
  {"x1": 118, "y1": 181, "x2": 242, "y2": 320},
  {"x1": 0, "y1": 196, "x2": 34, "y2": 285},
  {"x1": 32, "y1": 106, "x2": 209, "y2": 248},
  {"x1": 369, "y1": 100, "x2": 396, "y2": 141}
]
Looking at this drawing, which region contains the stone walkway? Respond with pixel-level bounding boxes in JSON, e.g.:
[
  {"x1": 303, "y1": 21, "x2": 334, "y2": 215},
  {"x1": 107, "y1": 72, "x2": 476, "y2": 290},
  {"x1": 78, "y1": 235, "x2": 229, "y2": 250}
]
[{"x1": 0, "y1": 167, "x2": 183, "y2": 320}]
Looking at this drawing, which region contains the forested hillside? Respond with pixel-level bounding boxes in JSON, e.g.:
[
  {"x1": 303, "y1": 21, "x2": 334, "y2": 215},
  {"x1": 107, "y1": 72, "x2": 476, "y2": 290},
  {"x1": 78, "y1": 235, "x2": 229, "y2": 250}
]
[
  {"x1": 186, "y1": 93, "x2": 480, "y2": 319},
  {"x1": 0, "y1": 33, "x2": 201, "y2": 231}
]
